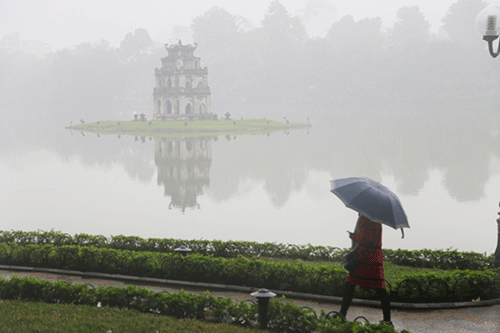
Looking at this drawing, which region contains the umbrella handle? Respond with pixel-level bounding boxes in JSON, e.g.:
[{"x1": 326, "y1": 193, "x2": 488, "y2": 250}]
[{"x1": 401, "y1": 229, "x2": 404, "y2": 239}]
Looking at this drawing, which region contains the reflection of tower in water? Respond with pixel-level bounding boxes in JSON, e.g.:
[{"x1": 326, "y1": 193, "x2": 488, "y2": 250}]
[{"x1": 155, "y1": 137, "x2": 212, "y2": 212}]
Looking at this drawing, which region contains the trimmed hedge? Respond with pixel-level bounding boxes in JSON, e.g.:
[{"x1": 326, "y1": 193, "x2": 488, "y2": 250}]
[
  {"x1": 0, "y1": 242, "x2": 498, "y2": 303},
  {"x1": 0, "y1": 230, "x2": 495, "y2": 270},
  {"x1": 383, "y1": 248, "x2": 492, "y2": 270},
  {"x1": 0, "y1": 230, "x2": 344, "y2": 261},
  {"x1": 0, "y1": 275, "x2": 409, "y2": 333}
]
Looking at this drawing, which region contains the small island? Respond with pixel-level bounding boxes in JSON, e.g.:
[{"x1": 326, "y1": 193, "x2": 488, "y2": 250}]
[
  {"x1": 66, "y1": 42, "x2": 310, "y2": 137},
  {"x1": 66, "y1": 118, "x2": 311, "y2": 137}
]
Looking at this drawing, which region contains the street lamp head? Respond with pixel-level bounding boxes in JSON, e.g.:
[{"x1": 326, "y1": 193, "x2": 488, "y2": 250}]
[
  {"x1": 476, "y1": 5, "x2": 500, "y2": 58},
  {"x1": 476, "y1": 5, "x2": 500, "y2": 36}
]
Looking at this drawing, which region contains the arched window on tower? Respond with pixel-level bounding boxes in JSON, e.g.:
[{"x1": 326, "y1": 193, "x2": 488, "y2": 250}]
[
  {"x1": 167, "y1": 78, "x2": 172, "y2": 89},
  {"x1": 185, "y1": 103, "x2": 192, "y2": 115},
  {"x1": 186, "y1": 81, "x2": 191, "y2": 89},
  {"x1": 199, "y1": 103, "x2": 205, "y2": 114},
  {"x1": 186, "y1": 140, "x2": 192, "y2": 152},
  {"x1": 166, "y1": 100, "x2": 172, "y2": 114}
]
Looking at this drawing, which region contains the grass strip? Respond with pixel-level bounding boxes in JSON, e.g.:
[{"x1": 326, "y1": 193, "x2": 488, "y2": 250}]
[
  {"x1": 259, "y1": 258, "x2": 450, "y2": 282},
  {"x1": 0, "y1": 299, "x2": 263, "y2": 333}
]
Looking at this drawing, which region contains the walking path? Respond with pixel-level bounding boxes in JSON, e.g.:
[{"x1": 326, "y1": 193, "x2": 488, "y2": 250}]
[{"x1": 0, "y1": 266, "x2": 499, "y2": 333}]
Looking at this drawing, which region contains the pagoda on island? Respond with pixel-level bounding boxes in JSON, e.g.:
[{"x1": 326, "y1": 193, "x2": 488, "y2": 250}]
[{"x1": 153, "y1": 40, "x2": 211, "y2": 120}]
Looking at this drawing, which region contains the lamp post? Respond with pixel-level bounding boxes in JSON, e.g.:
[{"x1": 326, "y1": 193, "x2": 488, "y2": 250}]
[
  {"x1": 250, "y1": 288, "x2": 276, "y2": 330},
  {"x1": 476, "y1": 6, "x2": 500, "y2": 266},
  {"x1": 174, "y1": 245, "x2": 192, "y2": 256},
  {"x1": 476, "y1": 5, "x2": 500, "y2": 58},
  {"x1": 494, "y1": 201, "x2": 500, "y2": 267}
]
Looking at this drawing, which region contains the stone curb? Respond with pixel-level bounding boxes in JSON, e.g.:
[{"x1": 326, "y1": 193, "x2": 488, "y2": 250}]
[{"x1": 1, "y1": 265, "x2": 499, "y2": 310}]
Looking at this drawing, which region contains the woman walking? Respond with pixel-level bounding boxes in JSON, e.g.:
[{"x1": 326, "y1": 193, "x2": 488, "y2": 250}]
[
  {"x1": 330, "y1": 177, "x2": 409, "y2": 326},
  {"x1": 339, "y1": 214, "x2": 392, "y2": 325}
]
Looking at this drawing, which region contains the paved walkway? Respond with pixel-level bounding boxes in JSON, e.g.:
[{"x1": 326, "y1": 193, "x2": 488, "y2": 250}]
[{"x1": 0, "y1": 266, "x2": 499, "y2": 333}]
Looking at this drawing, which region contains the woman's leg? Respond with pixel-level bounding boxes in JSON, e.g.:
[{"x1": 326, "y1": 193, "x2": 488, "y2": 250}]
[
  {"x1": 375, "y1": 288, "x2": 391, "y2": 322},
  {"x1": 340, "y1": 281, "x2": 356, "y2": 318}
]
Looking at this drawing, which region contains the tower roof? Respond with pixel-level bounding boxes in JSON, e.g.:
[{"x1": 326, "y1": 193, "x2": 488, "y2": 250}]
[{"x1": 165, "y1": 40, "x2": 198, "y2": 53}]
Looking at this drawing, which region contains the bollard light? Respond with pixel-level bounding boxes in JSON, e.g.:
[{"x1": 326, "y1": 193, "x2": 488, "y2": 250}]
[
  {"x1": 494, "y1": 201, "x2": 500, "y2": 267},
  {"x1": 250, "y1": 288, "x2": 276, "y2": 329},
  {"x1": 174, "y1": 245, "x2": 192, "y2": 256},
  {"x1": 476, "y1": 5, "x2": 500, "y2": 58}
]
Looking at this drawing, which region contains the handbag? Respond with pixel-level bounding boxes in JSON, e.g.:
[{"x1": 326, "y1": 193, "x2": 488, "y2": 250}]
[
  {"x1": 343, "y1": 248, "x2": 359, "y2": 274},
  {"x1": 342, "y1": 240, "x2": 375, "y2": 274}
]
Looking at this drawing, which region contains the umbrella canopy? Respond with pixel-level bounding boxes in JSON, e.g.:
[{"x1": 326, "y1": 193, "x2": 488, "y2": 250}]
[{"x1": 330, "y1": 177, "x2": 409, "y2": 232}]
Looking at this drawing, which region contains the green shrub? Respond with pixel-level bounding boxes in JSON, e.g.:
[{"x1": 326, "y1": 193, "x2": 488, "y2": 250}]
[
  {"x1": 0, "y1": 230, "x2": 493, "y2": 270},
  {"x1": 0, "y1": 276, "x2": 409, "y2": 333},
  {"x1": 384, "y1": 248, "x2": 493, "y2": 270},
  {"x1": 0, "y1": 242, "x2": 498, "y2": 303}
]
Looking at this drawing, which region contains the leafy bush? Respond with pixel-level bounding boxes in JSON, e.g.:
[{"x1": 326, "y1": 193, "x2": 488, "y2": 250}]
[
  {"x1": 0, "y1": 275, "x2": 409, "y2": 333},
  {"x1": 383, "y1": 248, "x2": 493, "y2": 270},
  {"x1": 0, "y1": 242, "x2": 498, "y2": 303},
  {"x1": 0, "y1": 230, "x2": 494, "y2": 270}
]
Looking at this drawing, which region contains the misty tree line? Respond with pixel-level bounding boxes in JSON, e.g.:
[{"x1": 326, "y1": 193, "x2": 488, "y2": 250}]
[
  {"x1": 195, "y1": 0, "x2": 499, "y2": 108},
  {"x1": 1, "y1": 0, "x2": 498, "y2": 125}
]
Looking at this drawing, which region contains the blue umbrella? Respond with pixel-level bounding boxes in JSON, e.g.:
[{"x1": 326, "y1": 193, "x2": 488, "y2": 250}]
[{"x1": 330, "y1": 177, "x2": 409, "y2": 237}]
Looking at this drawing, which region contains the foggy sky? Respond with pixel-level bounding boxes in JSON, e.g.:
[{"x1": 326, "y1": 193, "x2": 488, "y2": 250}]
[{"x1": 2, "y1": 0, "x2": 498, "y2": 51}]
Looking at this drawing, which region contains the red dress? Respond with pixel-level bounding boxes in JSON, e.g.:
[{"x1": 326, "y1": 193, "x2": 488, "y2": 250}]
[{"x1": 346, "y1": 215, "x2": 386, "y2": 290}]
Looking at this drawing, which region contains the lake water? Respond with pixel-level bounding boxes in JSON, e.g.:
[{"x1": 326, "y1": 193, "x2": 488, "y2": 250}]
[{"x1": 1, "y1": 106, "x2": 499, "y2": 254}]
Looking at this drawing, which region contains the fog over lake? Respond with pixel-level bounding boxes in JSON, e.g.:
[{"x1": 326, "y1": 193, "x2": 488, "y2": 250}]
[
  {"x1": 1, "y1": 0, "x2": 500, "y2": 255},
  {"x1": 1, "y1": 103, "x2": 499, "y2": 254}
]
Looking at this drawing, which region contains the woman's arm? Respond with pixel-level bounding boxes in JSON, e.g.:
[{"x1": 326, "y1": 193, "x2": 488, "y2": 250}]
[{"x1": 349, "y1": 216, "x2": 378, "y2": 245}]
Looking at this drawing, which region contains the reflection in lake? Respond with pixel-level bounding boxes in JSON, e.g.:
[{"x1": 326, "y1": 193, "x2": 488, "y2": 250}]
[
  {"x1": 1, "y1": 105, "x2": 500, "y2": 255},
  {"x1": 155, "y1": 137, "x2": 211, "y2": 212}
]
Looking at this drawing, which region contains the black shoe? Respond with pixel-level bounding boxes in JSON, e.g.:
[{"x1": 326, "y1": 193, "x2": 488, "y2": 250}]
[{"x1": 380, "y1": 320, "x2": 393, "y2": 326}]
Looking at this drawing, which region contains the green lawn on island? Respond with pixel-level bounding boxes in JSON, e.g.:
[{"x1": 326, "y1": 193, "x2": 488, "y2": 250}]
[{"x1": 68, "y1": 119, "x2": 311, "y2": 137}]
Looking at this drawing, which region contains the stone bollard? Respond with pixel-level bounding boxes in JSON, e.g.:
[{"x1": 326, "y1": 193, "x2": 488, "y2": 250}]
[
  {"x1": 174, "y1": 245, "x2": 192, "y2": 256},
  {"x1": 494, "y1": 201, "x2": 500, "y2": 268},
  {"x1": 251, "y1": 288, "x2": 276, "y2": 330}
]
